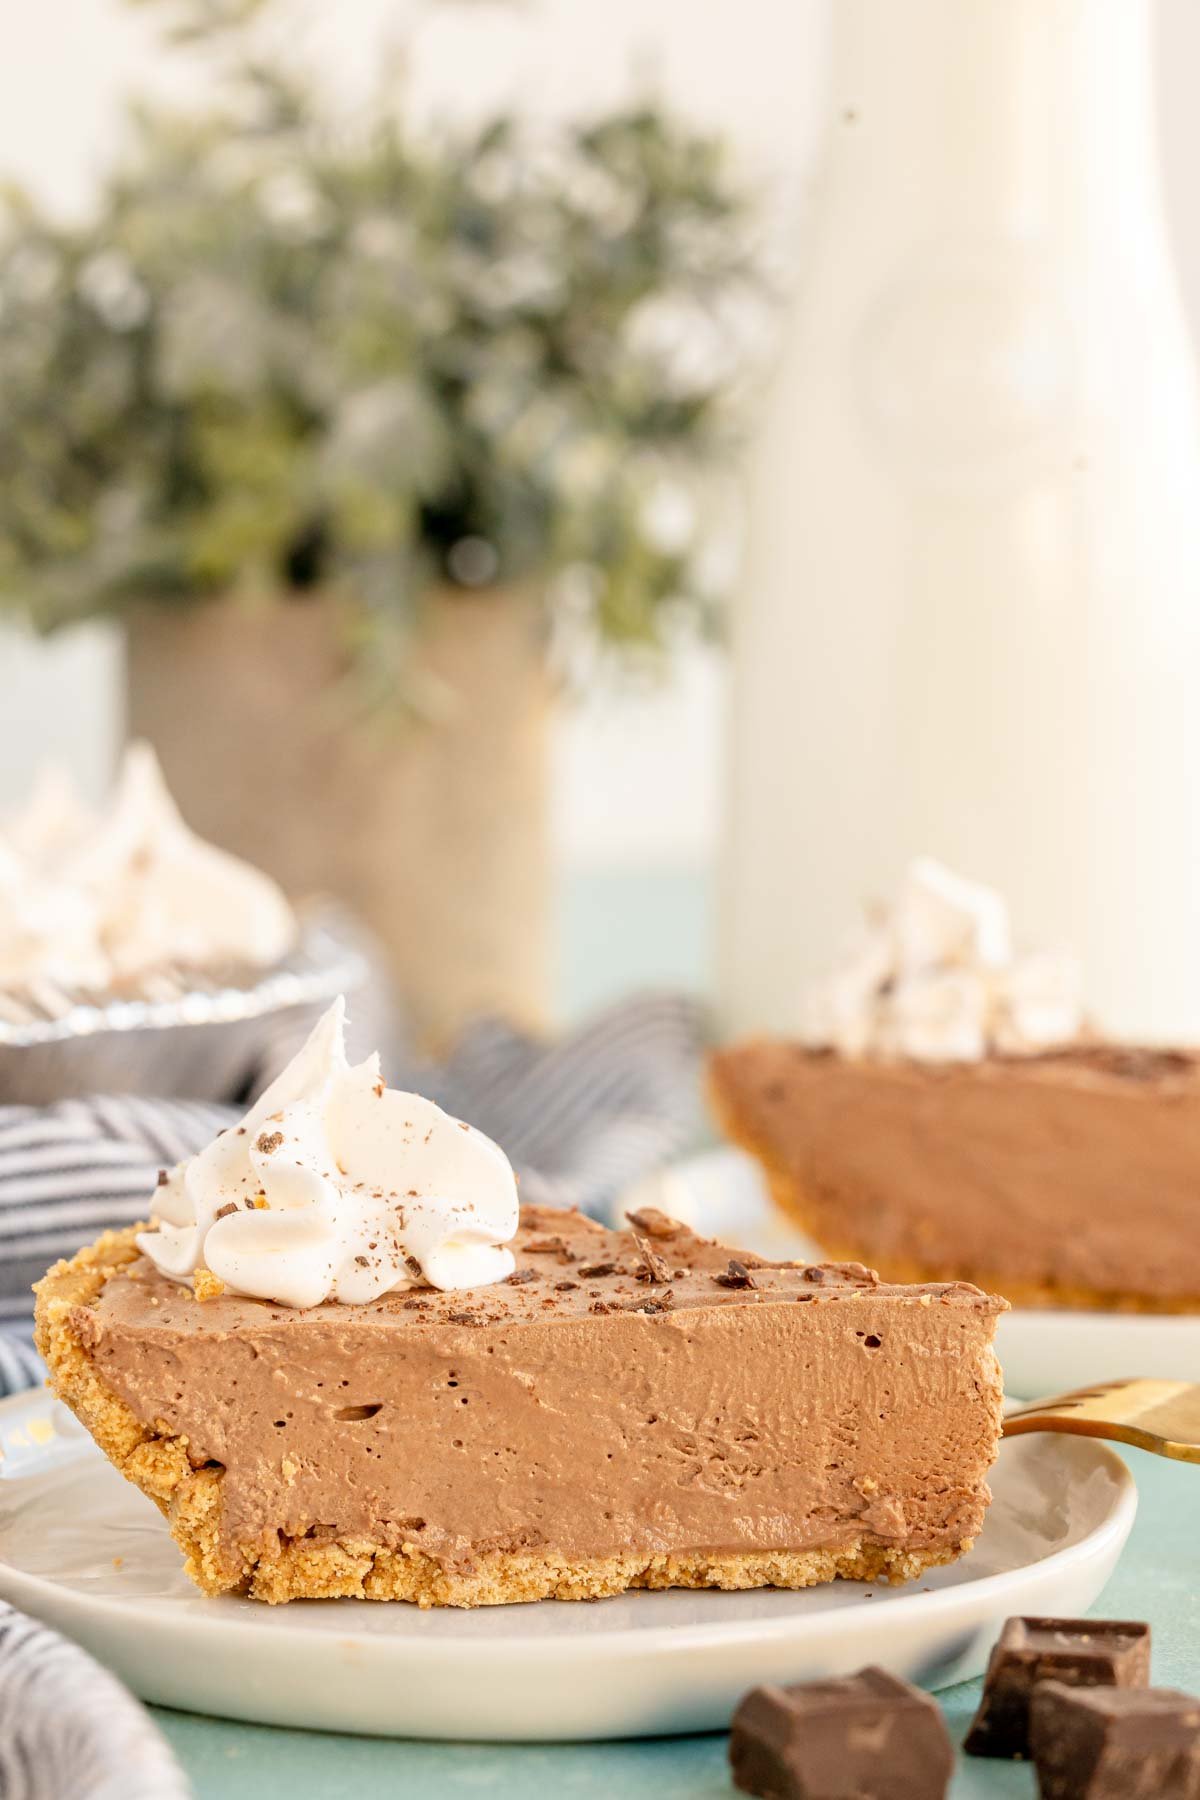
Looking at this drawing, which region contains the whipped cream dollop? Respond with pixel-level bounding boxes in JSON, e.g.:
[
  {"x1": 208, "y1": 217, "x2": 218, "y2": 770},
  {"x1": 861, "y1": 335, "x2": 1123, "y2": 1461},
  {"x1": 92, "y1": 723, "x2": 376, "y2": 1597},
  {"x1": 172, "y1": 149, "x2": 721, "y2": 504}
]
[
  {"x1": 138, "y1": 998, "x2": 519, "y2": 1307},
  {"x1": 0, "y1": 743, "x2": 296, "y2": 996},
  {"x1": 802, "y1": 857, "x2": 1084, "y2": 1063}
]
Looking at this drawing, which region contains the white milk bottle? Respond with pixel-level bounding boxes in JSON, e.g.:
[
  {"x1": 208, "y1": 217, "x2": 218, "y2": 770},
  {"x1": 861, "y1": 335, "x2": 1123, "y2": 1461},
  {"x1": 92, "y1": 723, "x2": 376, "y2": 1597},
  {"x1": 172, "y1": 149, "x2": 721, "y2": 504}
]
[{"x1": 721, "y1": 0, "x2": 1200, "y2": 1041}]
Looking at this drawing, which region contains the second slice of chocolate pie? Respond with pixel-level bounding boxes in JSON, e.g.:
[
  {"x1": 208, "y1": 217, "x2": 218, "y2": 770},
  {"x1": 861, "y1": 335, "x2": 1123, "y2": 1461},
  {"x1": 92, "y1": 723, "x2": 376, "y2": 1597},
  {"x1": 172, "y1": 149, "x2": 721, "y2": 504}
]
[{"x1": 710, "y1": 1039, "x2": 1200, "y2": 1312}]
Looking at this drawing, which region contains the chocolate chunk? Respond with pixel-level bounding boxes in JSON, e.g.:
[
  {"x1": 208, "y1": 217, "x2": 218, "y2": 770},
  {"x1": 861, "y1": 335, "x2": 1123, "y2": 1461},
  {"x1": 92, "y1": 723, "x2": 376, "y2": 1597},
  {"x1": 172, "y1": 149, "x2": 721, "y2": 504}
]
[
  {"x1": 156, "y1": 1168, "x2": 170, "y2": 1188},
  {"x1": 255, "y1": 1130, "x2": 284, "y2": 1155},
  {"x1": 715, "y1": 1259, "x2": 758, "y2": 1290},
  {"x1": 213, "y1": 1202, "x2": 239, "y2": 1221},
  {"x1": 828, "y1": 1261, "x2": 880, "y2": 1287},
  {"x1": 628, "y1": 1291, "x2": 675, "y2": 1314},
  {"x1": 730, "y1": 1666, "x2": 953, "y2": 1799},
  {"x1": 632, "y1": 1233, "x2": 670, "y2": 1284},
  {"x1": 803, "y1": 1266, "x2": 826, "y2": 1284},
  {"x1": 553, "y1": 1280, "x2": 579, "y2": 1292},
  {"x1": 625, "y1": 1207, "x2": 681, "y2": 1240},
  {"x1": 964, "y1": 1618, "x2": 1151, "y2": 1759},
  {"x1": 507, "y1": 1268, "x2": 539, "y2": 1286},
  {"x1": 1031, "y1": 1682, "x2": 1200, "y2": 1799},
  {"x1": 446, "y1": 1311, "x2": 479, "y2": 1325},
  {"x1": 579, "y1": 1262, "x2": 618, "y2": 1279}
]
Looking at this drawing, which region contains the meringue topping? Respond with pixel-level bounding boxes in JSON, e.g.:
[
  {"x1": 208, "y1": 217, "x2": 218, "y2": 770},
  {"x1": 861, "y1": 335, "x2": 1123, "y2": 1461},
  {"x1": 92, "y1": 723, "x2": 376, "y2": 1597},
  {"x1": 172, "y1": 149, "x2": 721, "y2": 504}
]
[
  {"x1": 61, "y1": 743, "x2": 296, "y2": 981},
  {"x1": 0, "y1": 838, "x2": 108, "y2": 994},
  {"x1": 0, "y1": 743, "x2": 296, "y2": 999}
]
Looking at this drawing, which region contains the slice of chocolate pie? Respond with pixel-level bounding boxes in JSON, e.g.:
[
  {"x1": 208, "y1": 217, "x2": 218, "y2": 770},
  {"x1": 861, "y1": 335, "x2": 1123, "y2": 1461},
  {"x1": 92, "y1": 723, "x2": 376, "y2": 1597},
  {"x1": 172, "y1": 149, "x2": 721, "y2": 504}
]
[
  {"x1": 33, "y1": 1000, "x2": 1005, "y2": 1607},
  {"x1": 712, "y1": 859, "x2": 1200, "y2": 1312},
  {"x1": 711, "y1": 1041, "x2": 1200, "y2": 1313},
  {"x1": 36, "y1": 1205, "x2": 1005, "y2": 1607}
]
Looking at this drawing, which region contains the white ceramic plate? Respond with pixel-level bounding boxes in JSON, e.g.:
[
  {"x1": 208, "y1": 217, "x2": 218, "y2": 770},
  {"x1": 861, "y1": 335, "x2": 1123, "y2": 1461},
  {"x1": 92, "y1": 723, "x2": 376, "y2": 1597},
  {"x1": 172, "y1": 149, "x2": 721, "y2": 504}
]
[
  {"x1": 0, "y1": 1386, "x2": 1134, "y2": 1741},
  {"x1": 629, "y1": 1148, "x2": 1200, "y2": 1401}
]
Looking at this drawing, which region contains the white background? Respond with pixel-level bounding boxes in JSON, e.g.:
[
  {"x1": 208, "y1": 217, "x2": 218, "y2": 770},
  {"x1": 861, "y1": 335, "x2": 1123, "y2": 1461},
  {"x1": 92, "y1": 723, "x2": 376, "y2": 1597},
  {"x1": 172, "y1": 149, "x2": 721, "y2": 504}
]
[{"x1": 2, "y1": 0, "x2": 1200, "y2": 872}]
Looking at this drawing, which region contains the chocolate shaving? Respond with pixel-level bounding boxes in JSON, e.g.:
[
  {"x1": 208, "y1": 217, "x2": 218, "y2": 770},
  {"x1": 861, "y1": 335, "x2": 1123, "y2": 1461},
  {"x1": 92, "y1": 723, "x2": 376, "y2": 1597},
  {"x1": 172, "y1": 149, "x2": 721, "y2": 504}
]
[
  {"x1": 632, "y1": 1233, "x2": 670, "y2": 1284},
  {"x1": 589, "y1": 1300, "x2": 614, "y2": 1314},
  {"x1": 629, "y1": 1291, "x2": 676, "y2": 1315},
  {"x1": 446, "y1": 1310, "x2": 479, "y2": 1325},
  {"x1": 524, "y1": 1236, "x2": 570, "y2": 1255},
  {"x1": 507, "y1": 1268, "x2": 539, "y2": 1286},
  {"x1": 213, "y1": 1202, "x2": 239, "y2": 1222},
  {"x1": 715, "y1": 1258, "x2": 757, "y2": 1290},
  {"x1": 554, "y1": 1280, "x2": 579, "y2": 1292},
  {"x1": 579, "y1": 1261, "x2": 617, "y2": 1279},
  {"x1": 256, "y1": 1130, "x2": 284, "y2": 1156},
  {"x1": 156, "y1": 1168, "x2": 170, "y2": 1188},
  {"x1": 625, "y1": 1207, "x2": 681, "y2": 1241}
]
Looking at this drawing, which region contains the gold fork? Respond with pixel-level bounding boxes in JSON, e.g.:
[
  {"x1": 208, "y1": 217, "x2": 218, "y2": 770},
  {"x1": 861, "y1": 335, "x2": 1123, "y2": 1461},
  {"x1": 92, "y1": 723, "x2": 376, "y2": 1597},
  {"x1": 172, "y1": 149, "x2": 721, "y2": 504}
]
[{"x1": 1003, "y1": 1378, "x2": 1200, "y2": 1463}]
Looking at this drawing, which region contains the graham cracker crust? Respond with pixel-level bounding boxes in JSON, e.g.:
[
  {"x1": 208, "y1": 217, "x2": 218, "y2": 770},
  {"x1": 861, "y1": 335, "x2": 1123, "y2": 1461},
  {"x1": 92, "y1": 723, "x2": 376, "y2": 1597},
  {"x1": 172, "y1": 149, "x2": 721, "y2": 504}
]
[
  {"x1": 709, "y1": 1071, "x2": 1200, "y2": 1317},
  {"x1": 33, "y1": 1228, "x2": 970, "y2": 1608}
]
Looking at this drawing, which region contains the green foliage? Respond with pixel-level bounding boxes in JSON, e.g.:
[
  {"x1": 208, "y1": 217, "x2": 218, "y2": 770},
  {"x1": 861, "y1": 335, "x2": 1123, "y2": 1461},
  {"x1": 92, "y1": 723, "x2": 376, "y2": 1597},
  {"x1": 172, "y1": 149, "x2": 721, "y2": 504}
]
[{"x1": 0, "y1": 0, "x2": 762, "y2": 679}]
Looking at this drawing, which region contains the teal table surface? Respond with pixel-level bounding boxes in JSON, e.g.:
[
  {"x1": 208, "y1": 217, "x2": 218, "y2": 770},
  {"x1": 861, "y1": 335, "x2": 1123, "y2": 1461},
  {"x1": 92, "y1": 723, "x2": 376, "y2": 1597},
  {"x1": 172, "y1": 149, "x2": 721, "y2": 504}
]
[{"x1": 146, "y1": 872, "x2": 1198, "y2": 1795}]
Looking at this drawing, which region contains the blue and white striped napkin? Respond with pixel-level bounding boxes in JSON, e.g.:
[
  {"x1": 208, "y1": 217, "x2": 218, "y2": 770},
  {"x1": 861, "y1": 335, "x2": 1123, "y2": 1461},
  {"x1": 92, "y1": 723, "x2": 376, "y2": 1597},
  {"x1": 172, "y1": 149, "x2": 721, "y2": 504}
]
[
  {"x1": 0, "y1": 1606, "x2": 190, "y2": 1799},
  {"x1": 0, "y1": 993, "x2": 704, "y2": 1397}
]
